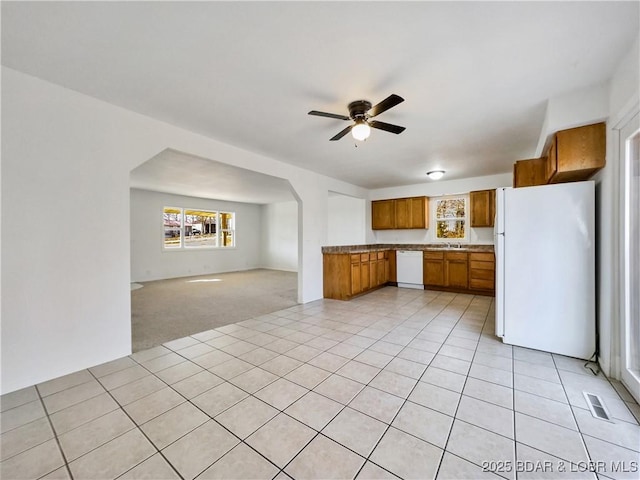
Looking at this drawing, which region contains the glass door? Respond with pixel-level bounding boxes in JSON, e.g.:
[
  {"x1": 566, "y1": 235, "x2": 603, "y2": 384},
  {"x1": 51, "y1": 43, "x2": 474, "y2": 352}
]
[{"x1": 620, "y1": 111, "x2": 640, "y2": 403}]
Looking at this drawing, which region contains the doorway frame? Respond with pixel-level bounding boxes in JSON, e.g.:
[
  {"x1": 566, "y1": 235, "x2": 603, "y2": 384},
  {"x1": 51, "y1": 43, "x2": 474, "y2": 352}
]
[{"x1": 617, "y1": 108, "x2": 640, "y2": 402}]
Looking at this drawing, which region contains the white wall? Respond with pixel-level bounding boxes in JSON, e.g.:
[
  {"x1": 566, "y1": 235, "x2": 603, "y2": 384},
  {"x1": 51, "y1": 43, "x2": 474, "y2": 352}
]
[
  {"x1": 370, "y1": 173, "x2": 512, "y2": 244},
  {"x1": 535, "y1": 82, "x2": 610, "y2": 156},
  {"x1": 1, "y1": 67, "x2": 367, "y2": 394},
  {"x1": 260, "y1": 201, "x2": 298, "y2": 272},
  {"x1": 327, "y1": 193, "x2": 366, "y2": 246},
  {"x1": 131, "y1": 189, "x2": 263, "y2": 281},
  {"x1": 534, "y1": 35, "x2": 639, "y2": 378}
]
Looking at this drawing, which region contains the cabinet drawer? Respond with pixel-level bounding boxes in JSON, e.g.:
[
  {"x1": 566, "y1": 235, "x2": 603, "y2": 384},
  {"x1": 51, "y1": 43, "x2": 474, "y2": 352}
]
[
  {"x1": 445, "y1": 251, "x2": 467, "y2": 261},
  {"x1": 350, "y1": 254, "x2": 360, "y2": 263},
  {"x1": 470, "y1": 268, "x2": 494, "y2": 281},
  {"x1": 470, "y1": 278, "x2": 494, "y2": 290},
  {"x1": 424, "y1": 251, "x2": 444, "y2": 260},
  {"x1": 360, "y1": 253, "x2": 370, "y2": 262},
  {"x1": 377, "y1": 251, "x2": 385, "y2": 260},
  {"x1": 469, "y1": 252, "x2": 494, "y2": 262},
  {"x1": 469, "y1": 260, "x2": 494, "y2": 271}
]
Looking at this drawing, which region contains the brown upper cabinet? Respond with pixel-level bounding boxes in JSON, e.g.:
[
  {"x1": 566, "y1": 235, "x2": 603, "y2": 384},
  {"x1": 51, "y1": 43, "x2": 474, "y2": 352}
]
[
  {"x1": 545, "y1": 122, "x2": 606, "y2": 183},
  {"x1": 371, "y1": 199, "x2": 395, "y2": 229},
  {"x1": 514, "y1": 122, "x2": 606, "y2": 188},
  {"x1": 372, "y1": 196, "x2": 429, "y2": 230},
  {"x1": 469, "y1": 189, "x2": 496, "y2": 227},
  {"x1": 513, "y1": 157, "x2": 547, "y2": 188}
]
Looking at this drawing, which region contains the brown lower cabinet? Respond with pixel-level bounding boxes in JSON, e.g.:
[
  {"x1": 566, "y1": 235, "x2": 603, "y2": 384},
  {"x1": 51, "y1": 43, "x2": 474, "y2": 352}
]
[
  {"x1": 424, "y1": 250, "x2": 495, "y2": 296},
  {"x1": 324, "y1": 249, "x2": 494, "y2": 300},
  {"x1": 423, "y1": 251, "x2": 445, "y2": 286},
  {"x1": 324, "y1": 251, "x2": 393, "y2": 300},
  {"x1": 468, "y1": 252, "x2": 495, "y2": 293},
  {"x1": 445, "y1": 252, "x2": 468, "y2": 289},
  {"x1": 424, "y1": 251, "x2": 468, "y2": 289}
]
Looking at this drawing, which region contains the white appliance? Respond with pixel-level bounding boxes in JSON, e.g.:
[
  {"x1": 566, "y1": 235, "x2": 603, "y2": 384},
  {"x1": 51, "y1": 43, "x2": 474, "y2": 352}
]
[
  {"x1": 396, "y1": 250, "x2": 424, "y2": 289},
  {"x1": 495, "y1": 181, "x2": 596, "y2": 359}
]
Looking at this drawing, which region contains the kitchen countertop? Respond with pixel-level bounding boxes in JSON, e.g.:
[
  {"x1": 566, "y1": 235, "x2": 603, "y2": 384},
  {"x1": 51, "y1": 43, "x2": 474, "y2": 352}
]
[{"x1": 322, "y1": 243, "x2": 494, "y2": 254}]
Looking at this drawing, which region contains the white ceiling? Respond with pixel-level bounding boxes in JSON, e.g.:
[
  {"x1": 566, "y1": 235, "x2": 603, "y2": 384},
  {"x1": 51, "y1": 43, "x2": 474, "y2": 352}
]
[
  {"x1": 2, "y1": 1, "x2": 638, "y2": 196},
  {"x1": 131, "y1": 149, "x2": 295, "y2": 204}
]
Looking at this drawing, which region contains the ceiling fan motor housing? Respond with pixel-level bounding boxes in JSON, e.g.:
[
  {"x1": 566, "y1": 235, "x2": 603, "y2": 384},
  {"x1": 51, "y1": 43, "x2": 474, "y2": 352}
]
[
  {"x1": 348, "y1": 100, "x2": 372, "y2": 120},
  {"x1": 308, "y1": 94, "x2": 405, "y2": 140}
]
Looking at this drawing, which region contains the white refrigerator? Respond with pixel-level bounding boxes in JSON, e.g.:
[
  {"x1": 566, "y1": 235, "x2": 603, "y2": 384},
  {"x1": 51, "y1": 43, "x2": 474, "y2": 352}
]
[{"x1": 495, "y1": 181, "x2": 596, "y2": 360}]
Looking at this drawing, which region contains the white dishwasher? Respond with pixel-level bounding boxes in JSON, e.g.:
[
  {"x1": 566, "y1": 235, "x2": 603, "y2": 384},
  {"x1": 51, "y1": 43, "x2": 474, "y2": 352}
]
[{"x1": 396, "y1": 250, "x2": 424, "y2": 289}]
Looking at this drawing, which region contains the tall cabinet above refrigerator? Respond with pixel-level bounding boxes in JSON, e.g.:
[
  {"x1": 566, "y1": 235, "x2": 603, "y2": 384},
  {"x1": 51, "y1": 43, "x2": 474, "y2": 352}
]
[{"x1": 495, "y1": 181, "x2": 596, "y2": 360}]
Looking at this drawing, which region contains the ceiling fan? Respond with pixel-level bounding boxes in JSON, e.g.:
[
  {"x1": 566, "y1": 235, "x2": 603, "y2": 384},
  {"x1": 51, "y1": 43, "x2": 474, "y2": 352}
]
[{"x1": 308, "y1": 94, "x2": 406, "y2": 141}]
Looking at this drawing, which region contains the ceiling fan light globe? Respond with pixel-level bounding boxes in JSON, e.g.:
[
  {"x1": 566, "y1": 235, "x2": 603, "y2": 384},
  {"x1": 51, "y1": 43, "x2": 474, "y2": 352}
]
[{"x1": 352, "y1": 122, "x2": 371, "y2": 141}]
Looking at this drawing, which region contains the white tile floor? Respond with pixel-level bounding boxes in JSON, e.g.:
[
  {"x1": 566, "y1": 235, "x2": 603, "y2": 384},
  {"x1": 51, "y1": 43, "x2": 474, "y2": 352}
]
[{"x1": 1, "y1": 287, "x2": 639, "y2": 480}]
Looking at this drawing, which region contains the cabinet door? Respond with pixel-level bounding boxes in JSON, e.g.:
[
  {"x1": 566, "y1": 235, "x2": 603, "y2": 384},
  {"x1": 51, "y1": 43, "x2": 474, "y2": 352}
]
[
  {"x1": 372, "y1": 200, "x2": 395, "y2": 229},
  {"x1": 350, "y1": 262, "x2": 361, "y2": 295},
  {"x1": 513, "y1": 158, "x2": 546, "y2": 187},
  {"x1": 424, "y1": 251, "x2": 445, "y2": 286},
  {"x1": 384, "y1": 251, "x2": 392, "y2": 283},
  {"x1": 369, "y1": 259, "x2": 378, "y2": 288},
  {"x1": 446, "y1": 260, "x2": 468, "y2": 288},
  {"x1": 550, "y1": 122, "x2": 606, "y2": 183},
  {"x1": 361, "y1": 260, "x2": 370, "y2": 292},
  {"x1": 424, "y1": 260, "x2": 445, "y2": 286},
  {"x1": 377, "y1": 258, "x2": 386, "y2": 285},
  {"x1": 409, "y1": 197, "x2": 428, "y2": 228},
  {"x1": 470, "y1": 190, "x2": 495, "y2": 227},
  {"x1": 445, "y1": 252, "x2": 468, "y2": 288},
  {"x1": 545, "y1": 136, "x2": 557, "y2": 183},
  {"x1": 394, "y1": 198, "x2": 410, "y2": 228},
  {"x1": 388, "y1": 250, "x2": 397, "y2": 282}
]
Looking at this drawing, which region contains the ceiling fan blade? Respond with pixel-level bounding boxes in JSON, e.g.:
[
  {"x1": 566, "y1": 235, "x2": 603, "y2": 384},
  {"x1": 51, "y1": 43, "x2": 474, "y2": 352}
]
[
  {"x1": 308, "y1": 110, "x2": 351, "y2": 121},
  {"x1": 369, "y1": 120, "x2": 406, "y2": 134},
  {"x1": 368, "y1": 94, "x2": 404, "y2": 117},
  {"x1": 330, "y1": 125, "x2": 353, "y2": 141}
]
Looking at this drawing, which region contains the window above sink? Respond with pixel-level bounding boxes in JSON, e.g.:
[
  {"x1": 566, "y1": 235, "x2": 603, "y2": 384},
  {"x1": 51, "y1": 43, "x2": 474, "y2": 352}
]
[{"x1": 434, "y1": 195, "x2": 468, "y2": 242}]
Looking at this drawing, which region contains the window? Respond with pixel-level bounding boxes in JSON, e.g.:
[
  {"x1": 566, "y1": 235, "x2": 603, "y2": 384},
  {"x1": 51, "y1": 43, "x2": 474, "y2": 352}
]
[
  {"x1": 220, "y1": 212, "x2": 235, "y2": 247},
  {"x1": 435, "y1": 196, "x2": 467, "y2": 240},
  {"x1": 163, "y1": 207, "x2": 235, "y2": 249},
  {"x1": 184, "y1": 209, "x2": 218, "y2": 248},
  {"x1": 163, "y1": 207, "x2": 182, "y2": 249}
]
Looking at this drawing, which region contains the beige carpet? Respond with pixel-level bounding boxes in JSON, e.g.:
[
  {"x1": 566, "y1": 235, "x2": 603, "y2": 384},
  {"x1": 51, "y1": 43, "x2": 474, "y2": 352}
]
[{"x1": 131, "y1": 269, "x2": 298, "y2": 352}]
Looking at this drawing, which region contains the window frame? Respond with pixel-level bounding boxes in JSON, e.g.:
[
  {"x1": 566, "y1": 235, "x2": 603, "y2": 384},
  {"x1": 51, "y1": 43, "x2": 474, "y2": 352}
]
[
  {"x1": 433, "y1": 194, "x2": 469, "y2": 242},
  {"x1": 162, "y1": 206, "x2": 236, "y2": 251}
]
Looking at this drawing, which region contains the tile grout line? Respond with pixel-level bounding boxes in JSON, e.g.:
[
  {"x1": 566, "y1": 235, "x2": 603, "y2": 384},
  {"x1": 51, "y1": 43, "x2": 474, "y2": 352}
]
[
  {"x1": 12, "y1": 289, "x2": 635, "y2": 479},
  {"x1": 131, "y1": 291, "x2": 484, "y2": 478},
  {"x1": 132, "y1": 316, "x2": 389, "y2": 479},
  {"x1": 278, "y1": 289, "x2": 457, "y2": 478},
  {"x1": 85, "y1": 369, "x2": 186, "y2": 480},
  {"x1": 126, "y1": 350, "x2": 288, "y2": 480},
  {"x1": 550, "y1": 353, "x2": 595, "y2": 471},
  {"x1": 352, "y1": 290, "x2": 462, "y2": 478},
  {"x1": 33, "y1": 384, "x2": 75, "y2": 480},
  {"x1": 363, "y1": 292, "x2": 486, "y2": 476},
  {"x1": 434, "y1": 295, "x2": 510, "y2": 480},
  {"x1": 268, "y1": 292, "x2": 433, "y2": 477}
]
